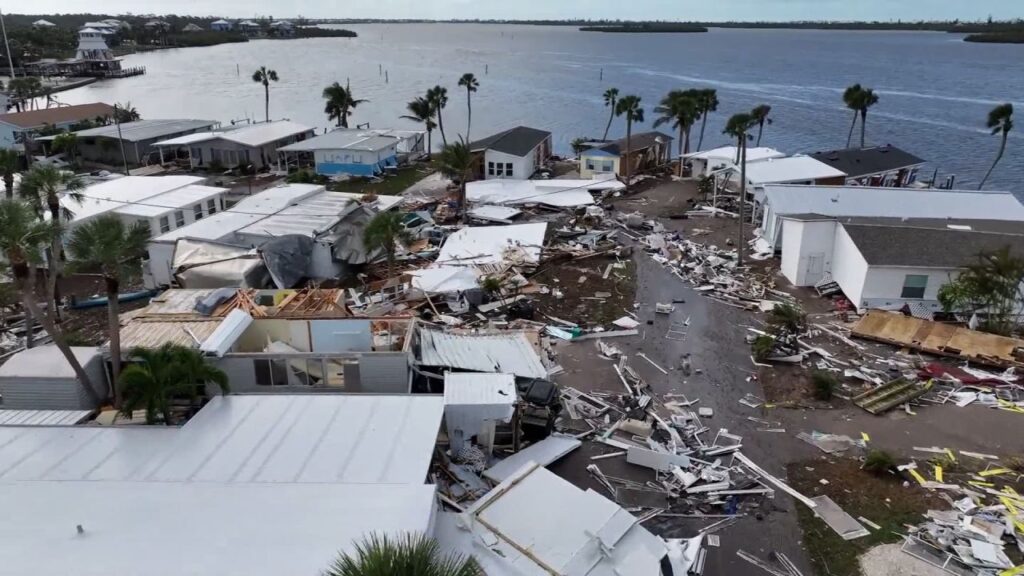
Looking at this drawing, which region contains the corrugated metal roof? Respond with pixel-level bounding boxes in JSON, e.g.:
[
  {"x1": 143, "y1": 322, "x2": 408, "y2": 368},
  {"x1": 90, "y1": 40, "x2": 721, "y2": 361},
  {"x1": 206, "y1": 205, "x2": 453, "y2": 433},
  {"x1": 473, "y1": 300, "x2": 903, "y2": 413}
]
[
  {"x1": 444, "y1": 372, "x2": 516, "y2": 406},
  {"x1": 0, "y1": 346, "x2": 101, "y2": 379},
  {"x1": 114, "y1": 184, "x2": 227, "y2": 217},
  {"x1": 743, "y1": 155, "x2": 847, "y2": 184},
  {"x1": 765, "y1": 185, "x2": 1024, "y2": 220},
  {"x1": 419, "y1": 330, "x2": 547, "y2": 378},
  {"x1": 67, "y1": 175, "x2": 207, "y2": 223},
  {"x1": 0, "y1": 394, "x2": 444, "y2": 483},
  {"x1": 0, "y1": 410, "x2": 93, "y2": 426},
  {"x1": 119, "y1": 319, "x2": 222, "y2": 349},
  {"x1": 436, "y1": 222, "x2": 547, "y2": 266},
  {"x1": 38, "y1": 119, "x2": 219, "y2": 143},
  {"x1": 142, "y1": 289, "x2": 218, "y2": 315},
  {"x1": 279, "y1": 130, "x2": 400, "y2": 152}
]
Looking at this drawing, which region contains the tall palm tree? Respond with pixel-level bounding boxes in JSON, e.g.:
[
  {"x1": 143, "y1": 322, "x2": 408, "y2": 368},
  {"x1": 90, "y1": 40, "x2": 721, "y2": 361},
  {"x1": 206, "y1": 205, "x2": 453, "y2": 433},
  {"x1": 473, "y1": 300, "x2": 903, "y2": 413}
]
[
  {"x1": 843, "y1": 84, "x2": 863, "y2": 148},
  {"x1": 751, "y1": 104, "x2": 773, "y2": 147},
  {"x1": 601, "y1": 87, "x2": 620, "y2": 141},
  {"x1": 66, "y1": 215, "x2": 150, "y2": 403},
  {"x1": 119, "y1": 343, "x2": 229, "y2": 425},
  {"x1": 856, "y1": 88, "x2": 879, "y2": 148},
  {"x1": 114, "y1": 102, "x2": 141, "y2": 123},
  {"x1": 0, "y1": 149, "x2": 18, "y2": 199},
  {"x1": 363, "y1": 212, "x2": 414, "y2": 277},
  {"x1": 326, "y1": 533, "x2": 482, "y2": 576},
  {"x1": 52, "y1": 133, "x2": 79, "y2": 166},
  {"x1": 653, "y1": 91, "x2": 700, "y2": 176},
  {"x1": 978, "y1": 103, "x2": 1013, "y2": 190},
  {"x1": 458, "y1": 73, "x2": 480, "y2": 141},
  {"x1": 695, "y1": 88, "x2": 719, "y2": 151},
  {"x1": 438, "y1": 139, "x2": 474, "y2": 221},
  {"x1": 0, "y1": 199, "x2": 99, "y2": 405},
  {"x1": 251, "y1": 66, "x2": 279, "y2": 123},
  {"x1": 428, "y1": 86, "x2": 449, "y2": 146},
  {"x1": 615, "y1": 95, "x2": 644, "y2": 191},
  {"x1": 322, "y1": 82, "x2": 368, "y2": 128},
  {"x1": 724, "y1": 112, "x2": 758, "y2": 266},
  {"x1": 402, "y1": 97, "x2": 437, "y2": 159},
  {"x1": 19, "y1": 164, "x2": 85, "y2": 314}
]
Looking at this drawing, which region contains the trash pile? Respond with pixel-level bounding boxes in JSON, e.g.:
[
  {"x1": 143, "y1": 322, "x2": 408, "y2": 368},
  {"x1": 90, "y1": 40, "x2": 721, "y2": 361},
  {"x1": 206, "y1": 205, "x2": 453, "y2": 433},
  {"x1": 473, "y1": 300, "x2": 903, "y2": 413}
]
[{"x1": 897, "y1": 453, "x2": 1024, "y2": 574}]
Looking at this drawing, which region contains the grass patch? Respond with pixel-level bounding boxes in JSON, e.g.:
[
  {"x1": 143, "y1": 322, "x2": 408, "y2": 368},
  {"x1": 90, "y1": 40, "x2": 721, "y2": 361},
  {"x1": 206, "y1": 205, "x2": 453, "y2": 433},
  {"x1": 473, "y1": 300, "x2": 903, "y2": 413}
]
[
  {"x1": 330, "y1": 162, "x2": 437, "y2": 196},
  {"x1": 788, "y1": 458, "x2": 943, "y2": 576}
]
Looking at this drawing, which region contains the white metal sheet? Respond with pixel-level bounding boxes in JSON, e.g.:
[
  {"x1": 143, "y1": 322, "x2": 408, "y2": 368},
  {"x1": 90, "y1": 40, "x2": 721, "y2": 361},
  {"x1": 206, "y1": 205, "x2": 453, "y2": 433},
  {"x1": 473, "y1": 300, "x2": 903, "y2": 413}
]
[{"x1": 484, "y1": 434, "x2": 581, "y2": 483}]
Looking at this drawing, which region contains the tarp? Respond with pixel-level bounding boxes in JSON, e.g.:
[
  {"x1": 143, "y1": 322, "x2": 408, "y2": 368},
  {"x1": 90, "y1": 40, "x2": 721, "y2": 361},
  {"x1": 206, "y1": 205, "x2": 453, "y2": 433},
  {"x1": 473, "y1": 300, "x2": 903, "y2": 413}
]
[
  {"x1": 171, "y1": 239, "x2": 267, "y2": 289},
  {"x1": 260, "y1": 235, "x2": 314, "y2": 288},
  {"x1": 408, "y1": 266, "x2": 480, "y2": 294},
  {"x1": 330, "y1": 205, "x2": 382, "y2": 265}
]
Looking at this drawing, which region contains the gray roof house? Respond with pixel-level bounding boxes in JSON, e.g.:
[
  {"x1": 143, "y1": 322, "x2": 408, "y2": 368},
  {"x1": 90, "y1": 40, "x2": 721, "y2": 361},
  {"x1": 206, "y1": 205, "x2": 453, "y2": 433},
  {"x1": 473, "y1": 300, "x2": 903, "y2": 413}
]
[{"x1": 469, "y1": 126, "x2": 553, "y2": 180}]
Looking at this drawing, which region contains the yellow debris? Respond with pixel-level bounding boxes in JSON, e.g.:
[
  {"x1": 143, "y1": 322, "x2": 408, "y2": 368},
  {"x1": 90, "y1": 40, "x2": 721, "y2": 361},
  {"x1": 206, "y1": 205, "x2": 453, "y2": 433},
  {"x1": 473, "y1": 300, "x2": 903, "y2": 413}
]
[
  {"x1": 980, "y1": 468, "x2": 1013, "y2": 477},
  {"x1": 934, "y1": 465, "x2": 943, "y2": 483},
  {"x1": 910, "y1": 469, "x2": 927, "y2": 485},
  {"x1": 1000, "y1": 565, "x2": 1024, "y2": 576},
  {"x1": 969, "y1": 481, "x2": 995, "y2": 488},
  {"x1": 945, "y1": 448, "x2": 956, "y2": 462},
  {"x1": 861, "y1": 432, "x2": 870, "y2": 443}
]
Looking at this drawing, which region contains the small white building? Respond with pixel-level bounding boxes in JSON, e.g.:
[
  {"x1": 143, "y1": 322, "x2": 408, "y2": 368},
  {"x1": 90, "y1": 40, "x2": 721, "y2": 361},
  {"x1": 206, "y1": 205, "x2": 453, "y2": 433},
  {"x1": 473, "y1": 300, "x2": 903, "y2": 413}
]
[
  {"x1": 469, "y1": 126, "x2": 552, "y2": 180},
  {"x1": 61, "y1": 175, "x2": 228, "y2": 240},
  {"x1": 780, "y1": 216, "x2": 1024, "y2": 314},
  {"x1": 579, "y1": 131, "x2": 674, "y2": 179},
  {"x1": 734, "y1": 155, "x2": 847, "y2": 196},
  {"x1": 760, "y1": 184, "x2": 1024, "y2": 250},
  {"x1": 75, "y1": 27, "x2": 115, "y2": 60},
  {"x1": 279, "y1": 130, "x2": 400, "y2": 177},
  {"x1": 32, "y1": 19, "x2": 57, "y2": 29},
  {"x1": 153, "y1": 120, "x2": 315, "y2": 170},
  {"x1": 0, "y1": 346, "x2": 109, "y2": 410},
  {"x1": 80, "y1": 21, "x2": 120, "y2": 35},
  {"x1": 210, "y1": 19, "x2": 233, "y2": 31},
  {"x1": 182, "y1": 23, "x2": 204, "y2": 32},
  {"x1": 684, "y1": 145, "x2": 786, "y2": 177}
]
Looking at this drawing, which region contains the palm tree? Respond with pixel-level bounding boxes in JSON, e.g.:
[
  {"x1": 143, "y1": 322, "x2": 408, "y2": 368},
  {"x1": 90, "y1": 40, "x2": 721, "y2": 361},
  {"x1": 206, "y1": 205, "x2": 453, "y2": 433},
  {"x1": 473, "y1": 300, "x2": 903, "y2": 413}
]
[
  {"x1": 570, "y1": 137, "x2": 587, "y2": 160},
  {"x1": 363, "y1": 212, "x2": 414, "y2": 277},
  {"x1": 438, "y1": 139, "x2": 474, "y2": 220},
  {"x1": 751, "y1": 104, "x2": 773, "y2": 147},
  {"x1": 251, "y1": 66, "x2": 279, "y2": 123},
  {"x1": 0, "y1": 199, "x2": 99, "y2": 405},
  {"x1": 843, "y1": 84, "x2": 863, "y2": 148},
  {"x1": 119, "y1": 343, "x2": 229, "y2": 425},
  {"x1": 323, "y1": 82, "x2": 368, "y2": 128},
  {"x1": 601, "y1": 87, "x2": 619, "y2": 141},
  {"x1": 114, "y1": 102, "x2": 141, "y2": 123},
  {"x1": 66, "y1": 215, "x2": 150, "y2": 403},
  {"x1": 856, "y1": 88, "x2": 879, "y2": 148},
  {"x1": 653, "y1": 91, "x2": 700, "y2": 176},
  {"x1": 457, "y1": 73, "x2": 479, "y2": 141},
  {"x1": 402, "y1": 97, "x2": 437, "y2": 159},
  {"x1": 325, "y1": 533, "x2": 482, "y2": 576},
  {"x1": 19, "y1": 164, "x2": 85, "y2": 313},
  {"x1": 0, "y1": 149, "x2": 18, "y2": 199},
  {"x1": 52, "y1": 133, "x2": 79, "y2": 166},
  {"x1": 978, "y1": 103, "x2": 1014, "y2": 190},
  {"x1": 428, "y1": 86, "x2": 450, "y2": 146},
  {"x1": 695, "y1": 89, "x2": 719, "y2": 151},
  {"x1": 723, "y1": 112, "x2": 758, "y2": 266},
  {"x1": 615, "y1": 95, "x2": 644, "y2": 191}
]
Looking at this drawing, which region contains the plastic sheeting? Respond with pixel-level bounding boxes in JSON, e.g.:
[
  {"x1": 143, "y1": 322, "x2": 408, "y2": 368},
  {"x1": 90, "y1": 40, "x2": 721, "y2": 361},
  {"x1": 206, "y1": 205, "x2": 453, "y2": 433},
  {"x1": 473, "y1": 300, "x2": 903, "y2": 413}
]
[
  {"x1": 171, "y1": 239, "x2": 268, "y2": 289},
  {"x1": 260, "y1": 235, "x2": 314, "y2": 288}
]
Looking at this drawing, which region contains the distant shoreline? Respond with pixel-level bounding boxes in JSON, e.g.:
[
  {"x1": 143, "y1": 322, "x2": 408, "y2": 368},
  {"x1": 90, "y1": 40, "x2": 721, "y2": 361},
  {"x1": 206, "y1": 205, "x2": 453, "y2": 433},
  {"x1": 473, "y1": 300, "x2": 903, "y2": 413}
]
[
  {"x1": 963, "y1": 32, "x2": 1024, "y2": 44},
  {"x1": 579, "y1": 24, "x2": 708, "y2": 33}
]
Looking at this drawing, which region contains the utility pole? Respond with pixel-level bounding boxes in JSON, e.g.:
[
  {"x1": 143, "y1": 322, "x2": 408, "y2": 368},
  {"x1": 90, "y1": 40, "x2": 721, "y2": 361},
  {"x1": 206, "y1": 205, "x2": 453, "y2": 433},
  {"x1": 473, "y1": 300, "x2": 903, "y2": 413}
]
[
  {"x1": 114, "y1": 105, "x2": 129, "y2": 175},
  {"x1": 0, "y1": 9, "x2": 15, "y2": 78},
  {"x1": 738, "y1": 134, "x2": 747, "y2": 267}
]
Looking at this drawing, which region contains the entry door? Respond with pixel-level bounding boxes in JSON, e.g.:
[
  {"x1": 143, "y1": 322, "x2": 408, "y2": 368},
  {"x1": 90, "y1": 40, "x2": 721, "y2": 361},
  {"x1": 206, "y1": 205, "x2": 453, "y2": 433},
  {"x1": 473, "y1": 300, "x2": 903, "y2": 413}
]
[{"x1": 805, "y1": 253, "x2": 825, "y2": 284}]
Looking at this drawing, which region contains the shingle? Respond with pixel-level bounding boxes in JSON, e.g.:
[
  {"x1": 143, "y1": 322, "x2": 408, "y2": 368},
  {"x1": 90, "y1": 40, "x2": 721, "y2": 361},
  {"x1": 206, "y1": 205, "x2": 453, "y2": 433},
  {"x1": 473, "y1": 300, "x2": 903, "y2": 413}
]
[
  {"x1": 469, "y1": 126, "x2": 550, "y2": 157},
  {"x1": 810, "y1": 145, "x2": 925, "y2": 179},
  {"x1": 842, "y1": 222, "x2": 1024, "y2": 268}
]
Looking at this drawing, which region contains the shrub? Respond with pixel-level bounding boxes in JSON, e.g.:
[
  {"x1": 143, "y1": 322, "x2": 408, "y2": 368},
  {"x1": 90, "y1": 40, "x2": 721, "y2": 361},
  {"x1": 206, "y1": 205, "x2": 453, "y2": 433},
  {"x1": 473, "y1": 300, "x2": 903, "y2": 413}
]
[
  {"x1": 864, "y1": 449, "x2": 896, "y2": 476},
  {"x1": 767, "y1": 302, "x2": 806, "y2": 334},
  {"x1": 811, "y1": 370, "x2": 838, "y2": 401},
  {"x1": 752, "y1": 335, "x2": 775, "y2": 361}
]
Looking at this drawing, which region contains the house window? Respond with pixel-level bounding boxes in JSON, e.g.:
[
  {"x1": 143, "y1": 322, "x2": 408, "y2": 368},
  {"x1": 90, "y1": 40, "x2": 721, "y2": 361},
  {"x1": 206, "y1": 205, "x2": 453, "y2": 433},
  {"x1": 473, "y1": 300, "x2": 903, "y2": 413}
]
[
  {"x1": 505, "y1": 163, "x2": 514, "y2": 177},
  {"x1": 487, "y1": 162, "x2": 495, "y2": 176},
  {"x1": 586, "y1": 159, "x2": 596, "y2": 171},
  {"x1": 602, "y1": 161, "x2": 614, "y2": 172},
  {"x1": 159, "y1": 216, "x2": 170, "y2": 233},
  {"x1": 174, "y1": 210, "x2": 185, "y2": 228},
  {"x1": 193, "y1": 204, "x2": 204, "y2": 220},
  {"x1": 207, "y1": 199, "x2": 217, "y2": 214},
  {"x1": 495, "y1": 163, "x2": 504, "y2": 177},
  {"x1": 901, "y1": 275, "x2": 928, "y2": 299}
]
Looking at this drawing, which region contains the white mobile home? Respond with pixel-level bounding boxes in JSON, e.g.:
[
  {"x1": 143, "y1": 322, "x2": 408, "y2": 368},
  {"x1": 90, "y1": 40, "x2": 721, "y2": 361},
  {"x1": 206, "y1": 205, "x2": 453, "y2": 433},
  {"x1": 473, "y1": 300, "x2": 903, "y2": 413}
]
[
  {"x1": 780, "y1": 216, "x2": 1024, "y2": 313},
  {"x1": 0, "y1": 346, "x2": 109, "y2": 410},
  {"x1": 469, "y1": 126, "x2": 552, "y2": 180},
  {"x1": 684, "y1": 145, "x2": 786, "y2": 177},
  {"x1": 38, "y1": 119, "x2": 220, "y2": 166},
  {"x1": 153, "y1": 120, "x2": 314, "y2": 170}
]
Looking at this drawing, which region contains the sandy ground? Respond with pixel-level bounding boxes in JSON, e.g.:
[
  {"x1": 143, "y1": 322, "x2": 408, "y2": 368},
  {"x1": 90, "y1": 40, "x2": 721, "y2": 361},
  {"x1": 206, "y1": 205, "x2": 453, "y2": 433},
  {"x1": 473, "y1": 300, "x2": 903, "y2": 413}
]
[{"x1": 859, "y1": 544, "x2": 946, "y2": 576}]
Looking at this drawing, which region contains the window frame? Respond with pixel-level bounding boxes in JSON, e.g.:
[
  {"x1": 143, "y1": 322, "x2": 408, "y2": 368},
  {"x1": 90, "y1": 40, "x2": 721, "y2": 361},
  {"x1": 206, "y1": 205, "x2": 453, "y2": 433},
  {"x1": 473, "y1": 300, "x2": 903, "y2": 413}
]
[
  {"x1": 505, "y1": 163, "x2": 514, "y2": 177},
  {"x1": 174, "y1": 210, "x2": 185, "y2": 228},
  {"x1": 193, "y1": 203, "x2": 204, "y2": 220},
  {"x1": 900, "y1": 274, "x2": 928, "y2": 299},
  {"x1": 158, "y1": 216, "x2": 170, "y2": 233},
  {"x1": 207, "y1": 199, "x2": 217, "y2": 214}
]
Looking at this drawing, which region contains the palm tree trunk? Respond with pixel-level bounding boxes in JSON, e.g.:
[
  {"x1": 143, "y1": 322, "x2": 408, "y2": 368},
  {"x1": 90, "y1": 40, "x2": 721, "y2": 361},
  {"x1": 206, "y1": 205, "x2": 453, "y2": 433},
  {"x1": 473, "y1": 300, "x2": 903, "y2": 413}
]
[
  {"x1": 341, "y1": 107, "x2": 349, "y2": 129},
  {"x1": 624, "y1": 119, "x2": 633, "y2": 191},
  {"x1": 846, "y1": 112, "x2": 857, "y2": 148},
  {"x1": 437, "y1": 108, "x2": 447, "y2": 146},
  {"x1": 684, "y1": 127, "x2": 691, "y2": 157},
  {"x1": 756, "y1": 123, "x2": 764, "y2": 147},
  {"x1": 678, "y1": 125, "x2": 685, "y2": 177},
  {"x1": 603, "y1": 109, "x2": 614, "y2": 141},
  {"x1": 4, "y1": 175, "x2": 12, "y2": 199},
  {"x1": 697, "y1": 114, "x2": 708, "y2": 151},
  {"x1": 859, "y1": 111, "x2": 867, "y2": 148},
  {"x1": 459, "y1": 178, "x2": 467, "y2": 222},
  {"x1": 47, "y1": 200, "x2": 62, "y2": 322},
  {"x1": 466, "y1": 91, "x2": 472, "y2": 142},
  {"x1": 264, "y1": 84, "x2": 270, "y2": 123},
  {"x1": 426, "y1": 129, "x2": 432, "y2": 160},
  {"x1": 738, "y1": 135, "x2": 747, "y2": 267},
  {"x1": 105, "y1": 276, "x2": 122, "y2": 407},
  {"x1": 978, "y1": 133, "x2": 1007, "y2": 190},
  {"x1": 14, "y1": 262, "x2": 100, "y2": 406}
]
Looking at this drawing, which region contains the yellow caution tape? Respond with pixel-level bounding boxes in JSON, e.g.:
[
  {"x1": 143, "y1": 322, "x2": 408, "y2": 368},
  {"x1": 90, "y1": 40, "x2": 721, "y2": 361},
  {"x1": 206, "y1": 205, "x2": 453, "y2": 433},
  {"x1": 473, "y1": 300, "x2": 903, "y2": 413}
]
[
  {"x1": 980, "y1": 468, "x2": 1013, "y2": 477},
  {"x1": 934, "y1": 465, "x2": 943, "y2": 483},
  {"x1": 910, "y1": 469, "x2": 927, "y2": 485}
]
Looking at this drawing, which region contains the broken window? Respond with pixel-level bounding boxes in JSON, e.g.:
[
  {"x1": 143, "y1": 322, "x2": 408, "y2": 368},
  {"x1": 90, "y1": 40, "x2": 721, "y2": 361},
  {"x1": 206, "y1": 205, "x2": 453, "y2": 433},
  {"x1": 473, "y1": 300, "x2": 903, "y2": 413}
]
[{"x1": 901, "y1": 274, "x2": 928, "y2": 299}]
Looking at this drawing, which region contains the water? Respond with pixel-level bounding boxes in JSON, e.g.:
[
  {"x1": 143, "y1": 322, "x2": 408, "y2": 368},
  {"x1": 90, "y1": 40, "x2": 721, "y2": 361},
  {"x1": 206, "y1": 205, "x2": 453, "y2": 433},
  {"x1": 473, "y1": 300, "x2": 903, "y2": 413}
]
[{"x1": 54, "y1": 24, "x2": 1024, "y2": 192}]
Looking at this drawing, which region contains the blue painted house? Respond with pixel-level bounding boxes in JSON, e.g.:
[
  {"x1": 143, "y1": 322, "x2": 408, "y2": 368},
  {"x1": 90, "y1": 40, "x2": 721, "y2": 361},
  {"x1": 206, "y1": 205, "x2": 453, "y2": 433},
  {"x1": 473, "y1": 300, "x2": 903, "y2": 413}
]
[{"x1": 279, "y1": 130, "x2": 402, "y2": 177}]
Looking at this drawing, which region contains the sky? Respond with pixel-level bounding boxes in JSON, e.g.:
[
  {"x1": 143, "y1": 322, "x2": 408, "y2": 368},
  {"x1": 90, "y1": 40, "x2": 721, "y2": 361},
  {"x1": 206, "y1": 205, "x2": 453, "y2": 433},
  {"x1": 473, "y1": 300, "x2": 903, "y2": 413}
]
[{"x1": 12, "y1": 0, "x2": 1024, "y2": 21}]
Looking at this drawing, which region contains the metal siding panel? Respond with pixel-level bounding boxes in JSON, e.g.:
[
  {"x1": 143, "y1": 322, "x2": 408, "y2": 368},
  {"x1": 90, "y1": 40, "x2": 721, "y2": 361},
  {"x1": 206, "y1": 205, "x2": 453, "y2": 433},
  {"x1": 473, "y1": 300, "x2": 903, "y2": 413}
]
[{"x1": 357, "y1": 354, "x2": 409, "y2": 393}]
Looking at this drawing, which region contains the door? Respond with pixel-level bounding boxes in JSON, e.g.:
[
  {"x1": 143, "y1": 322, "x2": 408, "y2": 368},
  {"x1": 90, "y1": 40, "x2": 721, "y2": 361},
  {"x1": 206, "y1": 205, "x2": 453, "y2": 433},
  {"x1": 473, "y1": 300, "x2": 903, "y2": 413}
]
[{"x1": 804, "y1": 252, "x2": 825, "y2": 285}]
